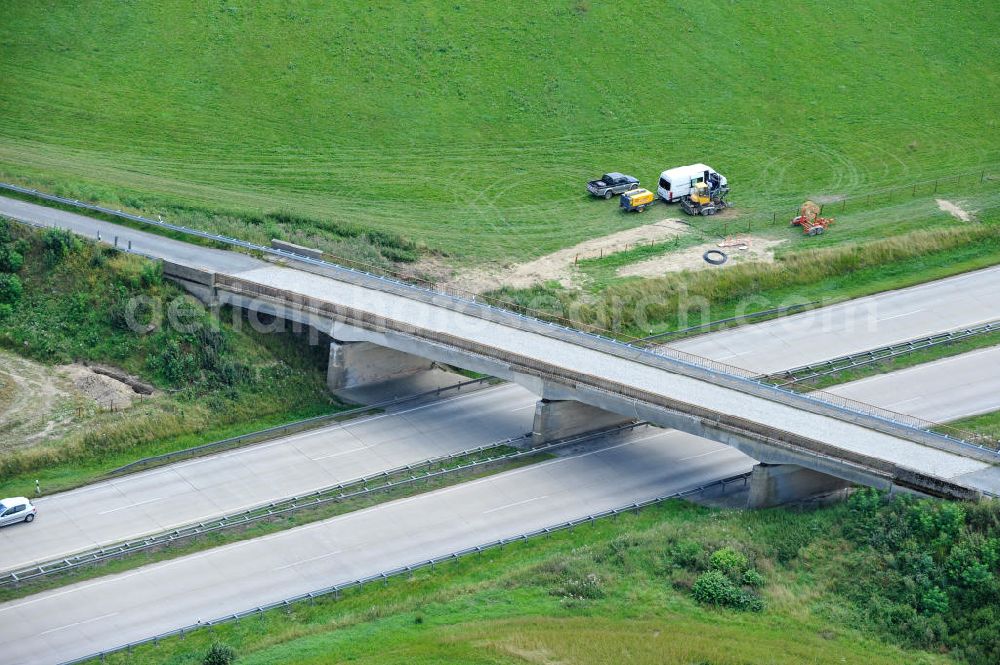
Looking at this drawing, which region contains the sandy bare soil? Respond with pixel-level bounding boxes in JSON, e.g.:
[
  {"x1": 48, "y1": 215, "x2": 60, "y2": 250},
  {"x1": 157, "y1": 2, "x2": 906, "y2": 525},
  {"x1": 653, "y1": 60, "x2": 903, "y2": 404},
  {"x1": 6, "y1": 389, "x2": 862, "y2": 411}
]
[
  {"x1": 617, "y1": 237, "x2": 787, "y2": 278},
  {"x1": 936, "y1": 199, "x2": 973, "y2": 222},
  {"x1": 446, "y1": 217, "x2": 691, "y2": 293},
  {"x1": 0, "y1": 351, "x2": 151, "y2": 452},
  {"x1": 60, "y1": 364, "x2": 149, "y2": 410},
  {"x1": 0, "y1": 351, "x2": 79, "y2": 451}
]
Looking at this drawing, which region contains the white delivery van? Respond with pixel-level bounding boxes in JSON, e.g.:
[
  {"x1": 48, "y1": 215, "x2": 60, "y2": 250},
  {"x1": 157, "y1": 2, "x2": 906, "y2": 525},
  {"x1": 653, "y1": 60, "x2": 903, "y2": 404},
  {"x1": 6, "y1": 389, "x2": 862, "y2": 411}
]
[{"x1": 656, "y1": 164, "x2": 727, "y2": 202}]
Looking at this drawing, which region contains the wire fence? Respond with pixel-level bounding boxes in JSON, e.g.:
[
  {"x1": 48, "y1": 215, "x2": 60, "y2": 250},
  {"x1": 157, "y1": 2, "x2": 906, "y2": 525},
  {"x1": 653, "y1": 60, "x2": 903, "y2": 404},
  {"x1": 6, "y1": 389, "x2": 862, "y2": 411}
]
[
  {"x1": 55, "y1": 470, "x2": 752, "y2": 665},
  {"x1": 734, "y1": 168, "x2": 995, "y2": 234}
]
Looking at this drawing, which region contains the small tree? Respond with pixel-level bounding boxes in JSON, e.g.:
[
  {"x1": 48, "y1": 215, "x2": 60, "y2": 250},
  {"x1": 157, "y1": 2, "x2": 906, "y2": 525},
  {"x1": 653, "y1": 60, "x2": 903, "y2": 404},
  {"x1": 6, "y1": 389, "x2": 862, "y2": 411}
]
[{"x1": 203, "y1": 642, "x2": 236, "y2": 665}]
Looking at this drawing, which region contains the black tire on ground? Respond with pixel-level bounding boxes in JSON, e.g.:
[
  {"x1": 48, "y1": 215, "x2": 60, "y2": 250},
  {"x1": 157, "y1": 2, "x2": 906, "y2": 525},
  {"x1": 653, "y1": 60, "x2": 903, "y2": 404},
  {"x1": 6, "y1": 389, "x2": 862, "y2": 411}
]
[
  {"x1": 815, "y1": 226, "x2": 825, "y2": 235},
  {"x1": 705, "y1": 207, "x2": 716, "y2": 215},
  {"x1": 703, "y1": 250, "x2": 728, "y2": 265},
  {"x1": 604, "y1": 190, "x2": 613, "y2": 200},
  {"x1": 638, "y1": 205, "x2": 646, "y2": 212},
  {"x1": 24, "y1": 514, "x2": 34, "y2": 523}
]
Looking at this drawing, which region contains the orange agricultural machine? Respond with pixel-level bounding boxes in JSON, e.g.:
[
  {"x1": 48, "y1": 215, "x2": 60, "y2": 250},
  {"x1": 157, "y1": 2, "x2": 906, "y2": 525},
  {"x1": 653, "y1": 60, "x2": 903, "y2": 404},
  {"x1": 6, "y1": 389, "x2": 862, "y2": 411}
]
[{"x1": 791, "y1": 200, "x2": 833, "y2": 236}]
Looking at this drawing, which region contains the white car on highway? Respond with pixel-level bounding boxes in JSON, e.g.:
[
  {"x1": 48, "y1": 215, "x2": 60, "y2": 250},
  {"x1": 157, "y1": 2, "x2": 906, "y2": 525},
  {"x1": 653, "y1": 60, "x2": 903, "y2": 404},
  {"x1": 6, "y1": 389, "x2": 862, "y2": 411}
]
[{"x1": 0, "y1": 497, "x2": 36, "y2": 527}]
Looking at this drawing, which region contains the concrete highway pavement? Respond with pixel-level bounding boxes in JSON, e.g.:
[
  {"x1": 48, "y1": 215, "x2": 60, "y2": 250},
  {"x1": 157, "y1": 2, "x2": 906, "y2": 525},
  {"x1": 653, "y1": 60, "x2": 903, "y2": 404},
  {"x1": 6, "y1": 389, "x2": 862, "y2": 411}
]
[
  {"x1": 0, "y1": 382, "x2": 536, "y2": 574},
  {"x1": 672, "y1": 265, "x2": 1000, "y2": 374},
  {"x1": 0, "y1": 428, "x2": 755, "y2": 665},
  {"x1": 0, "y1": 195, "x2": 265, "y2": 274},
  {"x1": 829, "y1": 345, "x2": 1000, "y2": 423}
]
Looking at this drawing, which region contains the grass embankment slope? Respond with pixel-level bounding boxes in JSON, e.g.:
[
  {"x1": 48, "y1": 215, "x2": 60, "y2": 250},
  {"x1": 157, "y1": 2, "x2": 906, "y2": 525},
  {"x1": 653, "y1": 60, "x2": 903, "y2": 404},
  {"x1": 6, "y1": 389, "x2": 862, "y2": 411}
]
[
  {"x1": 92, "y1": 491, "x2": 1000, "y2": 665},
  {"x1": 0, "y1": 1, "x2": 998, "y2": 263},
  {"x1": 0, "y1": 219, "x2": 340, "y2": 496}
]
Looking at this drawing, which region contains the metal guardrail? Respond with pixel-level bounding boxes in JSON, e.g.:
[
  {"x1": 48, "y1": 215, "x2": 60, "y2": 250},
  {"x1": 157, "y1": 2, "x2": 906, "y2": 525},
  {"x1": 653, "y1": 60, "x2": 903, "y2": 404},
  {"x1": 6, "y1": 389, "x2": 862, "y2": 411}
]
[
  {"x1": 1, "y1": 422, "x2": 650, "y2": 586},
  {"x1": 56, "y1": 470, "x2": 751, "y2": 665},
  {"x1": 637, "y1": 301, "x2": 820, "y2": 343},
  {"x1": 107, "y1": 376, "x2": 495, "y2": 475},
  {"x1": 3, "y1": 182, "x2": 997, "y2": 455},
  {"x1": 763, "y1": 319, "x2": 1000, "y2": 387}
]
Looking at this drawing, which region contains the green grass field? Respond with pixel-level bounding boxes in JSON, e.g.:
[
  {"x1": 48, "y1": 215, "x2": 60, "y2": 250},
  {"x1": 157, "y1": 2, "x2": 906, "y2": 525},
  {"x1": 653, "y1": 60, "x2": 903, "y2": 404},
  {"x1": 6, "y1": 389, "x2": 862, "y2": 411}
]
[
  {"x1": 1, "y1": 1, "x2": 998, "y2": 263},
  {"x1": 87, "y1": 492, "x2": 1000, "y2": 665}
]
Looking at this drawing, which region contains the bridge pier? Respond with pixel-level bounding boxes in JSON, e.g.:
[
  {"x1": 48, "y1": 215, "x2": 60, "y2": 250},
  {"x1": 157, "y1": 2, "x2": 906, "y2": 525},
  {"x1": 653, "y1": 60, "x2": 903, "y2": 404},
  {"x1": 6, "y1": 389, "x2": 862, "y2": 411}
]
[
  {"x1": 327, "y1": 340, "x2": 435, "y2": 392},
  {"x1": 531, "y1": 399, "x2": 635, "y2": 445},
  {"x1": 746, "y1": 463, "x2": 850, "y2": 509}
]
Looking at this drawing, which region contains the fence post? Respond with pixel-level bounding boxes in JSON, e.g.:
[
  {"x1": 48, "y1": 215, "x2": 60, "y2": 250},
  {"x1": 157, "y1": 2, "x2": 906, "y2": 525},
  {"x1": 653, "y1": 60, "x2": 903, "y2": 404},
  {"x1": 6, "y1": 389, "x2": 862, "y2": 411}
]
[
  {"x1": 981, "y1": 171, "x2": 986, "y2": 183},
  {"x1": 912, "y1": 184, "x2": 917, "y2": 197},
  {"x1": 933, "y1": 179, "x2": 938, "y2": 194}
]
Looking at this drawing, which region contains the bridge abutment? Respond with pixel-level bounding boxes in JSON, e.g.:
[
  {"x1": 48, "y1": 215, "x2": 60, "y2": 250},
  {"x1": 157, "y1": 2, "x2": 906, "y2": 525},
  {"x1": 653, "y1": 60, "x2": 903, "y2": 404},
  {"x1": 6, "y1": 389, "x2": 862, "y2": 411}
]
[
  {"x1": 327, "y1": 340, "x2": 435, "y2": 392},
  {"x1": 531, "y1": 399, "x2": 635, "y2": 445},
  {"x1": 746, "y1": 463, "x2": 850, "y2": 509}
]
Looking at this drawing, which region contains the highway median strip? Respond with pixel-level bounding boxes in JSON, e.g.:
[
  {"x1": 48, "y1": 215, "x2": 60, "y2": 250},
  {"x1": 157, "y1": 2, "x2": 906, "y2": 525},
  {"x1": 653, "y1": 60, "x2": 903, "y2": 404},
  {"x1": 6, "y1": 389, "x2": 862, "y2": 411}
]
[{"x1": 0, "y1": 423, "x2": 649, "y2": 602}]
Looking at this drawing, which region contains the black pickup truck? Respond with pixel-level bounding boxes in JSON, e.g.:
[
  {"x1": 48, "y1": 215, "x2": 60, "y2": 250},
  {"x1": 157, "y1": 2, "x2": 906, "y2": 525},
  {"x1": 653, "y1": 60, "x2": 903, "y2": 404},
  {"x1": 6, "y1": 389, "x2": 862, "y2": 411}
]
[{"x1": 587, "y1": 172, "x2": 640, "y2": 199}]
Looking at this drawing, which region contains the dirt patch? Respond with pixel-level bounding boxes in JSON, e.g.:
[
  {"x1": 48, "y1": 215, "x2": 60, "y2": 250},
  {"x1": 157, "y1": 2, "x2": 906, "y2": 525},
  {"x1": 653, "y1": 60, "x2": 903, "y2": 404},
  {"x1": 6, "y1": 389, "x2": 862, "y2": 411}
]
[
  {"x1": 60, "y1": 364, "x2": 151, "y2": 410},
  {"x1": 0, "y1": 352, "x2": 156, "y2": 452},
  {"x1": 617, "y1": 236, "x2": 787, "y2": 278},
  {"x1": 936, "y1": 199, "x2": 973, "y2": 222},
  {"x1": 0, "y1": 351, "x2": 80, "y2": 451},
  {"x1": 446, "y1": 217, "x2": 690, "y2": 293}
]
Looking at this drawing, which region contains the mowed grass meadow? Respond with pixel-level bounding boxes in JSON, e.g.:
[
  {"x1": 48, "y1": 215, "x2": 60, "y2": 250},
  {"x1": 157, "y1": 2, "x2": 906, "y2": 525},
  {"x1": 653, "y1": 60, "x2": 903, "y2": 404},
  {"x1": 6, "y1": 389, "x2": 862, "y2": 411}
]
[{"x1": 1, "y1": 1, "x2": 998, "y2": 263}]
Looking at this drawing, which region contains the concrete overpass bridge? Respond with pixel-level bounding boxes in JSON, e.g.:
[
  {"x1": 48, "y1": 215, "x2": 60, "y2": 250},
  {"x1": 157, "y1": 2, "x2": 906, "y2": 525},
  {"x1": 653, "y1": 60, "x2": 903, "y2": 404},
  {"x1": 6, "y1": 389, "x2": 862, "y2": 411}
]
[
  {"x1": 1, "y1": 190, "x2": 997, "y2": 504},
  {"x1": 164, "y1": 259, "x2": 1000, "y2": 505}
]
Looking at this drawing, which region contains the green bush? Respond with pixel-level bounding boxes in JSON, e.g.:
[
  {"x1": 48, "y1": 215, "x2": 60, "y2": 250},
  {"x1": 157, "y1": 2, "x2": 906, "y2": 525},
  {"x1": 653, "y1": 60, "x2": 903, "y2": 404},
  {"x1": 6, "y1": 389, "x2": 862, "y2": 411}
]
[
  {"x1": 842, "y1": 488, "x2": 1000, "y2": 662},
  {"x1": 667, "y1": 540, "x2": 703, "y2": 568},
  {"x1": 202, "y1": 642, "x2": 236, "y2": 665},
  {"x1": 0, "y1": 245, "x2": 23, "y2": 272},
  {"x1": 709, "y1": 547, "x2": 749, "y2": 576},
  {"x1": 691, "y1": 570, "x2": 763, "y2": 612},
  {"x1": 0, "y1": 273, "x2": 23, "y2": 304},
  {"x1": 140, "y1": 261, "x2": 162, "y2": 287},
  {"x1": 149, "y1": 338, "x2": 198, "y2": 385},
  {"x1": 742, "y1": 569, "x2": 766, "y2": 588},
  {"x1": 554, "y1": 573, "x2": 605, "y2": 600},
  {"x1": 41, "y1": 228, "x2": 79, "y2": 264}
]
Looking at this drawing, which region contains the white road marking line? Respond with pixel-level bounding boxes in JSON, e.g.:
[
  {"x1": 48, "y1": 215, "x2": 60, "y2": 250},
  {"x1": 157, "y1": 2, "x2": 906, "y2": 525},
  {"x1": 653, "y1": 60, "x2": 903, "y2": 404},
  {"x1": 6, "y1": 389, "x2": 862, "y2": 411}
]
[
  {"x1": 679, "y1": 447, "x2": 729, "y2": 462},
  {"x1": 97, "y1": 497, "x2": 162, "y2": 515},
  {"x1": 310, "y1": 446, "x2": 369, "y2": 461},
  {"x1": 482, "y1": 496, "x2": 547, "y2": 514},
  {"x1": 511, "y1": 404, "x2": 536, "y2": 412},
  {"x1": 887, "y1": 397, "x2": 923, "y2": 409},
  {"x1": 39, "y1": 612, "x2": 118, "y2": 636},
  {"x1": 877, "y1": 308, "x2": 924, "y2": 322},
  {"x1": 60, "y1": 385, "x2": 517, "y2": 495},
  {"x1": 276, "y1": 551, "x2": 342, "y2": 570}
]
